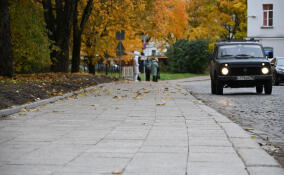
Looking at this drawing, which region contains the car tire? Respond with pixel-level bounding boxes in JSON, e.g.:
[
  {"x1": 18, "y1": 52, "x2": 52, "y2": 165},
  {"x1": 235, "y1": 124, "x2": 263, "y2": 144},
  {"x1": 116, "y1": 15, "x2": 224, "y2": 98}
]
[
  {"x1": 211, "y1": 79, "x2": 216, "y2": 94},
  {"x1": 216, "y1": 80, "x2": 223, "y2": 95},
  {"x1": 264, "y1": 80, "x2": 272, "y2": 95},
  {"x1": 256, "y1": 84, "x2": 263, "y2": 94}
]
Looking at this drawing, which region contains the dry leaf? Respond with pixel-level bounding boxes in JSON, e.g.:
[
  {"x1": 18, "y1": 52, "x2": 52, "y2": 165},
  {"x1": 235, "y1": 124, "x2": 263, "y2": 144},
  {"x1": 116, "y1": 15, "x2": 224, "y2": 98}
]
[
  {"x1": 21, "y1": 108, "x2": 28, "y2": 112},
  {"x1": 2, "y1": 114, "x2": 8, "y2": 117},
  {"x1": 267, "y1": 146, "x2": 280, "y2": 151},
  {"x1": 164, "y1": 96, "x2": 170, "y2": 100},
  {"x1": 244, "y1": 128, "x2": 254, "y2": 131},
  {"x1": 18, "y1": 113, "x2": 26, "y2": 116},
  {"x1": 112, "y1": 170, "x2": 122, "y2": 174},
  {"x1": 251, "y1": 135, "x2": 257, "y2": 139},
  {"x1": 115, "y1": 107, "x2": 120, "y2": 110},
  {"x1": 30, "y1": 108, "x2": 39, "y2": 112},
  {"x1": 53, "y1": 110, "x2": 64, "y2": 113},
  {"x1": 156, "y1": 103, "x2": 166, "y2": 106}
]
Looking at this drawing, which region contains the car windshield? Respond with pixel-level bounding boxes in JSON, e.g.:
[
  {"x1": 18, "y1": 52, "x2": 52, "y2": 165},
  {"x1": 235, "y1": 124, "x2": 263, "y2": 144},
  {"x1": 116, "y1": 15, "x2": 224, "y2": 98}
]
[
  {"x1": 277, "y1": 58, "x2": 284, "y2": 66},
  {"x1": 218, "y1": 44, "x2": 264, "y2": 58}
]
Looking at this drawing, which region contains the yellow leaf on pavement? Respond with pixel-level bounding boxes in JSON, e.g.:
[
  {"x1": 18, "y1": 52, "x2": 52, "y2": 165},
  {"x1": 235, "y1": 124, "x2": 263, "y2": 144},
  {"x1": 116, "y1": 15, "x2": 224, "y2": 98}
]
[
  {"x1": 21, "y1": 108, "x2": 28, "y2": 112},
  {"x1": 112, "y1": 170, "x2": 122, "y2": 174}
]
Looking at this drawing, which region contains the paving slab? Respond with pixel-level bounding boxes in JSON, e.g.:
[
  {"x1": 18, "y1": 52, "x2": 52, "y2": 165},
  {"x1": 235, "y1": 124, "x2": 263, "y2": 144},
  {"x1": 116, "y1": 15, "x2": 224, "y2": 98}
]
[{"x1": 0, "y1": 80, "x2": 283, "y2": 175}]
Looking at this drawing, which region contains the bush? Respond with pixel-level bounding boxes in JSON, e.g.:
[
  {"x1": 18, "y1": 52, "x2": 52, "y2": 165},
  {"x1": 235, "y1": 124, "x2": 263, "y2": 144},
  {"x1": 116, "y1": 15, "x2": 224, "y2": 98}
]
[
  {"x1": 166, "y1": 39, "x2": 209, "y2": 73},
  {"x1": 10, "y1": 0, "x2": 52, "y2": 73}
]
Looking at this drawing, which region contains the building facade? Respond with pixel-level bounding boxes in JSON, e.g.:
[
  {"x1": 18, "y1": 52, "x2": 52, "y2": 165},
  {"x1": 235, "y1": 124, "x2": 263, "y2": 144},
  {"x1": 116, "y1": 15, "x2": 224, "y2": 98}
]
[{"x1": 247, "y1": 0, "x2": 284, "y2": 57}]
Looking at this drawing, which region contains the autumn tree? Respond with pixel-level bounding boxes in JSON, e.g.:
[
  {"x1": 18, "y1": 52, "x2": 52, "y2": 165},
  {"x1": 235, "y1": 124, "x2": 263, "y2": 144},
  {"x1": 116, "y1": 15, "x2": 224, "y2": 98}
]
[
  {"x1": 41, "y1": 0, "x2": 76, "y2": 72},
  {"x1": 217, "y1": 0, "x2": 247, "y2": 39},
  {"x1": 81, "y1": 0, "x2": 149, "y2": 73},
  {"x1": 0, "y1": 0, "x2": 14, "y2": 77},
  {"x1": 186, "y1": 0, "x2": 247, "y2": 49}
]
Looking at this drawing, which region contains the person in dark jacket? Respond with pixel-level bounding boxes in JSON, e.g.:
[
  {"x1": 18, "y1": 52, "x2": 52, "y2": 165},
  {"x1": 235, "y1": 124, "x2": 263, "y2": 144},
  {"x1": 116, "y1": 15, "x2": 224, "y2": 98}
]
[{"x1": 144, "y1": 57, "x2": 151, "y2": 81}]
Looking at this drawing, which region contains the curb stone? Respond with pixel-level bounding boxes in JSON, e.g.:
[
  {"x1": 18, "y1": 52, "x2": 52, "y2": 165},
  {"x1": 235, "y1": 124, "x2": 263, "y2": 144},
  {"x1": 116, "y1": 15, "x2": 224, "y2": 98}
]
[
  {"x1": 175, "y1": 81, "x2": 283, "y2": 174},
  {"x1": 0, "y1": 83, "x2": 112, "y2": 117}
]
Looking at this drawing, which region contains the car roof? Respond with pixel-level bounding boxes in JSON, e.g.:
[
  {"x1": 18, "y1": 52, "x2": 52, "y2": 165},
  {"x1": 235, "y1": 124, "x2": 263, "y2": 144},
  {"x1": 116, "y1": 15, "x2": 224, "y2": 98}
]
[{"x1": 216, "y1": 41, "x2": 262, "y2": 46}]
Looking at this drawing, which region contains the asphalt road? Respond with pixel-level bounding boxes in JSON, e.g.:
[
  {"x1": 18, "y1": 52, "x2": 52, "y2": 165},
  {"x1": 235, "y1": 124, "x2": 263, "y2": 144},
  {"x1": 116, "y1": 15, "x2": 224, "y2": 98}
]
[{"x1": 180, "y1": 78, "x2": 284, "y2": 167}]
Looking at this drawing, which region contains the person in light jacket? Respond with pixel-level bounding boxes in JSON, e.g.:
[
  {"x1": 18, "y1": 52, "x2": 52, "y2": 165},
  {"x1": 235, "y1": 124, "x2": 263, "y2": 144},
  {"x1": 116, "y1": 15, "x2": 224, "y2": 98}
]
[
  {"x1": 151, "y1": 58, "x2": 159, "y2": 82},
  {"x1": 133, "y1": 55, "x2": 140, "y2": 81}
]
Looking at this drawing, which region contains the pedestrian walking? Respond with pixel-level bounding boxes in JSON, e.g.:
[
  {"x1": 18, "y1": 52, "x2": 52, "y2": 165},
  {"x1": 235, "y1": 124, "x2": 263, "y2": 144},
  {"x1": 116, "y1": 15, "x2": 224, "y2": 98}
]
[
  {"x1": 144, "y1": 57, "x2": 151, "y2": 81},
  {"x1": 151, "y1": 58, "x2": 159, "y2": 82},
  {"x1": 133, "y1": 55, "x2": 140, "y2": 81}
]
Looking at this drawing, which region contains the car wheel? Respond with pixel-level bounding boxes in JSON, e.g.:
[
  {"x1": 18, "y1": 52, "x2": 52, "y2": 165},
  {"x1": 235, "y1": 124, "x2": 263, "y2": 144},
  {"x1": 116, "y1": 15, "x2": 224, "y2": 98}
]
[
  {"x1": 216, "y1": 80, "x2": 223, "y2": 95},
  {"x1": 211, "y1": 79, "x2": 216, "y2": 94},
  {"x1": 256, "y1": 84, "x2": 263, "y2": 94},
  {"x1": 264, "y1": 80, "x2": 272, "y2": 95}
]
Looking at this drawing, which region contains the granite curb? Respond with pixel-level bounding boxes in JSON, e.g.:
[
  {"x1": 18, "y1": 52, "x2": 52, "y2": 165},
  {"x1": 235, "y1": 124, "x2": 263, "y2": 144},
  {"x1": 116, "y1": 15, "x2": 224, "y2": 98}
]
[
  {"x1": 0, "y1": 83, "x2": 111, "y2": 118},
  {"x1": 177, "y1": 82, "x2": 284, "y2": 174}
]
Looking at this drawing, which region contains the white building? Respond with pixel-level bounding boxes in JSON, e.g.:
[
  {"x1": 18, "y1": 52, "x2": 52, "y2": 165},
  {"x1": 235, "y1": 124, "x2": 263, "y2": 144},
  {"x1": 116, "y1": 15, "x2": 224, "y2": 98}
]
[
  {"x1": 143, "y1": 42, "x2": 167, "y2": 57},
  {"x1": 247, "y1": 0, "x2": 284, "y2": 58}
]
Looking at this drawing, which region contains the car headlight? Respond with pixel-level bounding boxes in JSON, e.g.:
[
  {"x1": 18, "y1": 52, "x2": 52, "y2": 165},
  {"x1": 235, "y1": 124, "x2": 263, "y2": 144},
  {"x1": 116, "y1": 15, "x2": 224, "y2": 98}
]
[
  {"x1": 261, "y1": 67, "x2": 269, "y2": 74},
  {"x1": 221, "y1": 67, "x2": 229, "y2": 75}
]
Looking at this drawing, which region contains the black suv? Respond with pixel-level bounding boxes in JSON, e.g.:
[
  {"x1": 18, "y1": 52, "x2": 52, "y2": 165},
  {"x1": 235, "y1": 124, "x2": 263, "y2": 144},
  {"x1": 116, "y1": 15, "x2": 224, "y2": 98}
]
[{"x1": 210, "y1": 41, "x2": 273, "y2": 95}]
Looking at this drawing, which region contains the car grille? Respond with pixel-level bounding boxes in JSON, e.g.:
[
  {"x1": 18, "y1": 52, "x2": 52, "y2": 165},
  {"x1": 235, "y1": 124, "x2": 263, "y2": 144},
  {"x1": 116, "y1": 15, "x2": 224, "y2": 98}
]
[{"x1": 230, "y1": 67, "x2": 261, "y2": 76}]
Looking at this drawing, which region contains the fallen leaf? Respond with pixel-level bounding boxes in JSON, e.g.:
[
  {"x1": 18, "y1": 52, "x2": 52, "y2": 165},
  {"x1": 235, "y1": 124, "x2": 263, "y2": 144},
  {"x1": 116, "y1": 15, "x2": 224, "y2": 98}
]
[
  {"x1": 267, "y1": 146, "x2": 280, "y2": 152},
  {"x1": 18, "y1": 113, "x2": 26, "y2": 116},
  {"x1": 52, "y1": 110, "x2": 64, "y2": 113},
  {"x1": 244, "y1": 128, "x2": 254, "y2": 131},
  {"x1": 30, "y1": 108, "x2": 39, "y2": 112},
  {"x1": 164, "y1": 96, "x2": 170, "y2": 100},
  {"x1": 21, "y1": 108, "x2": 28, "y2": 112},
  {"x1": 251, "y1": 135, "x2": 257, "y2": 139},
  {"x1": 115, "y1": 107, "x2": 120, "y2": 110},
  {"x1": 156, "y1": 103, "x2": 166, "y2": 106},
  {"x1": 2, "y1": 114, "x2": 8, "y2": 117},
  {"x1": 112, "y1": 170, "x2": 122, "y2": 174}
]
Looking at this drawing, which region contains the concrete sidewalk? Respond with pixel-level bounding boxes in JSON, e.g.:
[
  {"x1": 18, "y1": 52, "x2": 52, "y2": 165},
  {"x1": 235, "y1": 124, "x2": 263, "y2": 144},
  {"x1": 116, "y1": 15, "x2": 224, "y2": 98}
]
[{"x1": 0, "y1": 80, "x2": 283, "y2": 175}]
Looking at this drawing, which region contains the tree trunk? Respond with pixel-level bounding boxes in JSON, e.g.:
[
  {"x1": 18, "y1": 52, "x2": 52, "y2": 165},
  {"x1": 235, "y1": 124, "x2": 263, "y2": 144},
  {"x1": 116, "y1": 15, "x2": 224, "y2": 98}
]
[
  {"x1": 71, "y1": 0, "x2": 93, "y2": 73},
  {"x1": 0, "y1": 0, "x2": 13, "y2": 77},
  {"x1": 71, "y1": 31, "x2": 81, "y2": 73},
  {"x1": 71, "y1": 2, "x2": 80, "y2": 73},
  {"x1": 87, "y1": 57, "x2": 95, "y2": 74},
  {"x1": 42, "y1": 0, "x2": 76, "y2": 72}
]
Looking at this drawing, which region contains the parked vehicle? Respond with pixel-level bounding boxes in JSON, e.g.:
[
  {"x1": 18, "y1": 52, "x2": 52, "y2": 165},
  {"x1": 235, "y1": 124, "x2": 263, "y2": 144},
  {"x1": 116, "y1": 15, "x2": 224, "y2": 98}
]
[
  {"x1": 210, "y1": 41, "x2": 273, "y2": 95},
  {"x1": 272, "y1": 57, "x2": 284, "y2": 85}
]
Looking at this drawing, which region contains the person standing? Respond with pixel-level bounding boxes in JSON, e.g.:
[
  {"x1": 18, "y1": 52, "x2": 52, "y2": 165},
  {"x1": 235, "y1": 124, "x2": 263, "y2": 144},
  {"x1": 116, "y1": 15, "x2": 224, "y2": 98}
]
[
  {"x1": 133, "y1": 55, "x2": 140, "y2": 81},
  {"x1": 151, "y1": 58, "x2": 159, "y2": 82},
  {"x1": 144, "y1": 57, "x2": 151, "y2": 81}
]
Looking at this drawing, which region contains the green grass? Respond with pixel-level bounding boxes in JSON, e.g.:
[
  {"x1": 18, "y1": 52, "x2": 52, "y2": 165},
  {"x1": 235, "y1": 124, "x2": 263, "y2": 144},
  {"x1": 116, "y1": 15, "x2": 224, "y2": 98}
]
[
  {"x1": 140, "y1": 72, "x2": 206, "y2": 80},
  {"x1": 96, "y1": 71, "x2": 207, "y2": 80}
]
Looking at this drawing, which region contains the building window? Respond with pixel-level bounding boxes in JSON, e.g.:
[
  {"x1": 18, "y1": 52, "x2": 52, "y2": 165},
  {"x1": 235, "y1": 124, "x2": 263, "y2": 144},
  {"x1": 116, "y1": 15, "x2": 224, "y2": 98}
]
[{"x1": 263, "y1": 4, "x2": 273, "y2": 27}]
